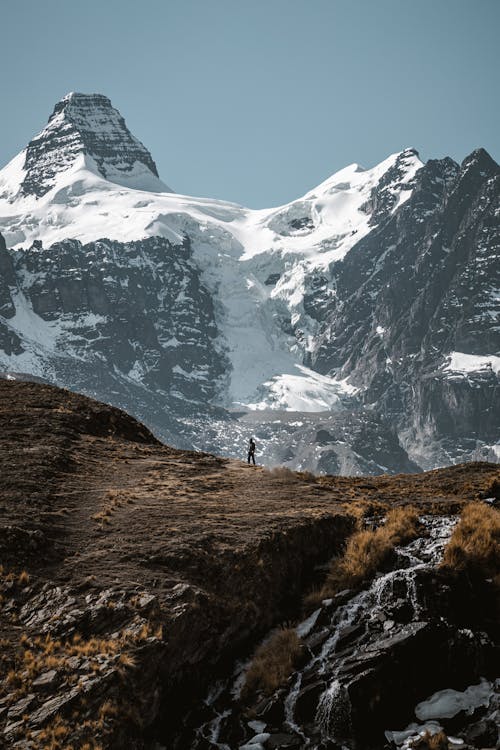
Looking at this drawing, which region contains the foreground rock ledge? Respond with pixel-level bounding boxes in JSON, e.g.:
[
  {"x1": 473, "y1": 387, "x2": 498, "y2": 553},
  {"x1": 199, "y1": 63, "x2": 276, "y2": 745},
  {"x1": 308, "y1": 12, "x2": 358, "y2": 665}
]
[{"x1": 0, "y1": 380, "x2": 498, "y2": 749}]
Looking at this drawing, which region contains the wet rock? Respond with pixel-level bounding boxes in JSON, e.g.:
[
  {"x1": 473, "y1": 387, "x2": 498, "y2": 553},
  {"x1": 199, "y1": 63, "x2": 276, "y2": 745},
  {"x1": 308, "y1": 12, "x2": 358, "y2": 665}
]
[
  {"x1": 365, "y1": 620, "x2": 429, "y2": 653},
  {"x1": 464, "y1": 718, "x2": 498, "y2": 748},
  {"x1": 305, "y1": 628, "x2": 330, "y2": 654},
  {"x1": 335, "y1": 622, "x2": 366, "y2": 651},
  {"x1": 254, "y1": 693, "x2": 286, "y2": 726},
  {"x1": 294, "y1": 680, "x2": 325, "y2": 724},
  {"x1": 385, "y1": 597, "x2": 414, "y2": 623},
  {"x1": 266, "y1": 732, "x2": 302, "y2": 748}
]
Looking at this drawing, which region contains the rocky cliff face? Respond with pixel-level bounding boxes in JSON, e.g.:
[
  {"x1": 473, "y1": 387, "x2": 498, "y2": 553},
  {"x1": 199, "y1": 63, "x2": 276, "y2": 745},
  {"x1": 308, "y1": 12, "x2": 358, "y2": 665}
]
[
  {"x1": 0, "y1": 93, "x2": 498, "y2": 474},
  {"x1": 312, "y1": 149, "x2": 500, "y2": 467},
  {"x1": 0, "y1": 232, "x2": 229, "y2": 444}
]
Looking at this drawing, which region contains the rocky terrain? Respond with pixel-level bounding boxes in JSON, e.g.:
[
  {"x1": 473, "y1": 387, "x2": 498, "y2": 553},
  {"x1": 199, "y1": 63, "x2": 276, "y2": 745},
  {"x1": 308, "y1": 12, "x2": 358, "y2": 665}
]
[
  {"x1": 0, "y1": 93, "x2": 498, "y2": 474},
  {"x1": 0, "y1": 380, "x2": 498, "y2": 749}
]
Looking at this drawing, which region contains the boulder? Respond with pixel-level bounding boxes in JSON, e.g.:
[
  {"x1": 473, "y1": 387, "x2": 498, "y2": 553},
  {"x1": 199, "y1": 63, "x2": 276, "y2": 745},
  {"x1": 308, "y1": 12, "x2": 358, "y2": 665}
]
[
  {"x1": 32, "y1": 669, "x2": 59, "y2": 691},
  {"x1": 464, "y1": 718, "x2": 499, "y2": 748},
  {"x1": 294, "y1": 681, "x2": 325, "y2": 724}
]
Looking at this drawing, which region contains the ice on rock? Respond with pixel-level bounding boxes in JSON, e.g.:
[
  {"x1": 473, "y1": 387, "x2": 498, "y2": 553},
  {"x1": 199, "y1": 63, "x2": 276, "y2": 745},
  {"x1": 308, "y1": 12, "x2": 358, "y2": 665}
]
[
  {"x1": 247, "y1": 720, "x2": 266, "y2": 734},
  {"x1": 415, "y1": 679, "x2": 494, "y2": 721}
]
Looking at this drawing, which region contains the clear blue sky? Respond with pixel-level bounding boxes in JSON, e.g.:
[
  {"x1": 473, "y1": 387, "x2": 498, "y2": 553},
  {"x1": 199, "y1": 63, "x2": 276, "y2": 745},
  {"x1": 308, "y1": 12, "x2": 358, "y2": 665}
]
[{"x1": 1, "y1": 0, "x2": 499, "y2": 207}]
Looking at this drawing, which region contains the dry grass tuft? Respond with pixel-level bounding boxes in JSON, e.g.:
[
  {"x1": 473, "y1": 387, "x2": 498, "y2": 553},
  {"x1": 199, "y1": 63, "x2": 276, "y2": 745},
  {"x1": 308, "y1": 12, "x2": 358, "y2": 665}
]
[
  {"x1": 297, "y1": 470, "x2": 317, "y2": 483},
  {"x1": 92, "y1": 490, "x2": 130, "y2": 526},
  {"x1": 18, "y1": 570, "x2": 30, "y2": 585},
  {"x1": 441, "y1": 502, "x2": 500, "y2": 577},
  {"x1": 313, "y1": 506, "x2": 420, "y2": 602},
  {"x1": 242, "y1": 627, "x2": 302, "y2": 699},
  {"x1": 268, "y1": 466, "x2": 300, "y2": 483},
  {"x1": 411, "y1": 730, "x2": 449, "y2": 750}
]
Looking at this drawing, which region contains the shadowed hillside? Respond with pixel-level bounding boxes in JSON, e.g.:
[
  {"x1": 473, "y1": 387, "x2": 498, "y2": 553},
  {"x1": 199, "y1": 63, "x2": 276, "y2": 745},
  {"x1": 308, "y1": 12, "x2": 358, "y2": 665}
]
[{"x1": 0, "y1": 380, "x2": 498, "y2": 749}]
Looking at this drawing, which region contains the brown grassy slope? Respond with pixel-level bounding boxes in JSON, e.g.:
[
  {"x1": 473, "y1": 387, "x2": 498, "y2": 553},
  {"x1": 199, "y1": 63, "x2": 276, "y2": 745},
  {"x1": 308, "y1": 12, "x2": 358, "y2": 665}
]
[
  {"x1": 0, "y1": 379, "x2": 498, "y2": 744},
  {"x1": 0, "y1": 379, "x2": 498, "y2": 594},
  {"x1": 319, "y1": 464, "x2": 500, "y2": 512}
]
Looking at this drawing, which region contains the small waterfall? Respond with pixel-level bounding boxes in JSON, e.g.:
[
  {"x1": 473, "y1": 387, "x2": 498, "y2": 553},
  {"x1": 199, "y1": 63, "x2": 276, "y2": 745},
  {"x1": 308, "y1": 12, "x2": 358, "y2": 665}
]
[
  {"x1": 316, "y1": 679, "x2": 352, "y2": 739},
  {"x1": 290, "y1": 515, "x2": 457, "y2": 742},
  {"x1": 316, "y1": 588, "x2": 371, "y2": 667},
  {"x1": 207, "y1": 710, "x2": 231, "y2": 750},
  {"x1": 187, "y1": 514, "x2": 458, "y2": 748},
  {"x1": 284, "y1": 673, "x2": 305, "y2": 738}
]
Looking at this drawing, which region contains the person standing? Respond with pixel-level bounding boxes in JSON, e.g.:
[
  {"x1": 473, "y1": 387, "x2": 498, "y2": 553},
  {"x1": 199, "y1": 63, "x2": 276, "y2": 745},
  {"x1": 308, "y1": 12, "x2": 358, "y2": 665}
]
[{"x1": 247, "y1": 437, "x2": 256, "y2": 465}]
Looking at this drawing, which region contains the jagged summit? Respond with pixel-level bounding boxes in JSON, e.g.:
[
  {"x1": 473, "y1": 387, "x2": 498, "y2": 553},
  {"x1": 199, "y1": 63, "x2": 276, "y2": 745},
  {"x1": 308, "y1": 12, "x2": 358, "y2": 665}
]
[
  {"x1": 18, "y1": 92, "x2": 171, "y2": 197},
  {"x1": 460, "y1": 146, "x2": 499, "y2": 175}
]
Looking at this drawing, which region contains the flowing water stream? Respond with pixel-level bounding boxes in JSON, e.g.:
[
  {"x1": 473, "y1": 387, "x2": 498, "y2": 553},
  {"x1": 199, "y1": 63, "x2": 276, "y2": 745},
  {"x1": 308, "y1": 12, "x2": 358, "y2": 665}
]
[{"x1": 185, "y1": 515, "x2": 460, "y2": 749}]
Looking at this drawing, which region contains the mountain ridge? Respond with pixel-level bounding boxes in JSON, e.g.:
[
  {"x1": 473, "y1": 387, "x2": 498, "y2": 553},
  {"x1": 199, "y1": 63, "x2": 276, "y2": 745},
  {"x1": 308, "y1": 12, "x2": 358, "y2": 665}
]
[{"x1": 0, "y1": 92, "x2": 498, "y2": 474}]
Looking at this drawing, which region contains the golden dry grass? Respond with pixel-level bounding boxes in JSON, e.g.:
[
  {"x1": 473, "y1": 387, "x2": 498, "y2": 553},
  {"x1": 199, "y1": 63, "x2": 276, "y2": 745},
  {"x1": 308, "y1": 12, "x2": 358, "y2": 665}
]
[
  {"x1": 441, "y1": 502, "x2": 500, "y2": 576},
  {"x1": 91, "y1": 489, "x2": 130, "y2": 526},
  {"x1": 0, "y1": 626, "x2": 146, "y2": 749},
  {"x1": 267, "y1": 466, "x2": 300, "y2": 483},
  {"x1": 309, "y1": 506, "x2": 420, "y2": 603},
  {"x1": 242, "y1": 627, "x2": 302, "y2": 699},
  {"x1": 411, "y1": 729, "x2": 449, "y2": 750},
  {"x1": 17, "y1": 570, "x2": 30, "y2": 585}
]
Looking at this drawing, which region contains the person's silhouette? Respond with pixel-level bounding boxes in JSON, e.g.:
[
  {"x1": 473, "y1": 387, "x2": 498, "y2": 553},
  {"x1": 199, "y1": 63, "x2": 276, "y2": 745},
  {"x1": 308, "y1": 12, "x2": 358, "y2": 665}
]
[{"x1": 247, "y1": 437, "x2": 256, "y2": 465}]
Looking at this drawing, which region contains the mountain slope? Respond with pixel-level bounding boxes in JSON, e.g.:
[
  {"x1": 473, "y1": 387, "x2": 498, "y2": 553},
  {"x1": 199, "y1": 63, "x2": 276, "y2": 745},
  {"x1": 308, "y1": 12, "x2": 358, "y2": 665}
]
[
  {"x1": 312, "y1": 149, "x2": 500, "y2": 466},
  {"x1": 0, "y1": 93, "x2": 498, "y2": 473}
]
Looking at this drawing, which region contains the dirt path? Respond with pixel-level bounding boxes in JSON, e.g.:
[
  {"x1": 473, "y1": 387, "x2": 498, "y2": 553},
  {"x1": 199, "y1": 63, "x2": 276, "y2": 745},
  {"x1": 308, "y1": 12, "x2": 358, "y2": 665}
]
[{"x1": 1, "y1": 377, "x2": 498, "y2": 603}]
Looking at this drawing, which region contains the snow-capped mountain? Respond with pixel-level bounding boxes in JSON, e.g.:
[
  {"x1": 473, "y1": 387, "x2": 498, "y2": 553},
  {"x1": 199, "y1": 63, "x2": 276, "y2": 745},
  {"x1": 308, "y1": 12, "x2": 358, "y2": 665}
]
[
  {"x1": 0, "y1": 92, "x2": 498, "y2": 473},
  {"x1": 7, "y1": 92, "x2": 170, "y2": 199}
]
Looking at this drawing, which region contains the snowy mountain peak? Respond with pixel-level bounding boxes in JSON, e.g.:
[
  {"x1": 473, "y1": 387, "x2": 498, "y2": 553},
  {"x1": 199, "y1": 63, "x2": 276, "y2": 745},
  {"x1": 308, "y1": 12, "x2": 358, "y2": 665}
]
[{"x1": 17, "y1": 92, "x2": 171, "y2": 198}]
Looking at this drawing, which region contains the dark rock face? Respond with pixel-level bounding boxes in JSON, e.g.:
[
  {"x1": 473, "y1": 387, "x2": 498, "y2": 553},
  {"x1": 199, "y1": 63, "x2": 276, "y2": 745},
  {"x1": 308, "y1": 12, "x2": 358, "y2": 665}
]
[
  {"x1": 312, "y1": 149, "x2": 500, "y2": 467},
  {"x1": 183, "y1": 514, "x2": 499, "y2": 750},
  {"x1": 0, "y1": 234, "x2": 229, "y2": 443},
  {"x1": 20, "y1": 92, "x2": 163, "y2": 197},
  {"x1": 361, "y1": 147, "x2": 422, "y2": 225}
]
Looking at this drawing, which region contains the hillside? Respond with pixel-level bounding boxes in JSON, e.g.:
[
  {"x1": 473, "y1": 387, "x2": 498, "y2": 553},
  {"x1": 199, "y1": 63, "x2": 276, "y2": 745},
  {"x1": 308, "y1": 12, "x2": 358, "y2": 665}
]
[{"x1": 0, "y1": 380, "x2": 498, "y2": 748}]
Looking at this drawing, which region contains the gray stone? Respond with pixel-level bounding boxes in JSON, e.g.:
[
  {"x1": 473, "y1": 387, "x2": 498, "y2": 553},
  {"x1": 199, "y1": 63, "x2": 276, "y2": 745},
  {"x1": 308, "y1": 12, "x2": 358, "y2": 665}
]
[
  {"x1": 7, "y1": 693, "x2": 35, "y2": 719},
  {"x1": 32, "y1": 669, "x2": 59, "y2": 691},
  {"x1": 3, "y1": 720, "x2": 24, "y2": 740},
  {"x1": 28, "y1": 689, "x2": 79, "y2": 726}
]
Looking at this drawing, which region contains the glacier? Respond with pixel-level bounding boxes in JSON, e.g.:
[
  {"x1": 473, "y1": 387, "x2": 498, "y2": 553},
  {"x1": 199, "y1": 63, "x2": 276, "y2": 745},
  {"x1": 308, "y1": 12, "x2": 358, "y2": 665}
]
[{"x1": 0, "y1": 92, "x2": 498, "y2": 473}]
